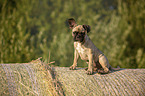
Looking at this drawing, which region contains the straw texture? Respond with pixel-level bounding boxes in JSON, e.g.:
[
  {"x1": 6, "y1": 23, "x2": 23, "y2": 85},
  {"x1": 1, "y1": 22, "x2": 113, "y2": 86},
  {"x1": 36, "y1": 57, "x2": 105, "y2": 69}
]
[
  {"x1": 53, "y1": 67, "x2": 145, "y2": 96},
  {"x1": 1, "y1": 61, "x2": 145, "y2": 96},
  {"x1": 0, "y1": 61, "x2": 56, "y2": 96}
]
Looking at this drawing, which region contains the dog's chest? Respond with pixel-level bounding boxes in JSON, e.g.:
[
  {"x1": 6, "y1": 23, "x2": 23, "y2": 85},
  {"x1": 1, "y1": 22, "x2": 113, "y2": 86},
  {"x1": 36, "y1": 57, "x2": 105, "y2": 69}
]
[
  {"x1": 74, "y1": 42, "x2": 88, "y2": 59},
  {"x1": 76, "y1": 44, "x2": 85, "y2": 54}
]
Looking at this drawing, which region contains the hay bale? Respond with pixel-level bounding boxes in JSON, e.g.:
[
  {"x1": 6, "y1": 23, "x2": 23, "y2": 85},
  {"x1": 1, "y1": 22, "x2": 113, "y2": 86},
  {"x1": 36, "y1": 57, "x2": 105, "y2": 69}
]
[
  {"x1": 0, "y1": 60, "x2": 57, "y2": 96},
  {"x1": 1, "y1": 60, "x2": 145, "y2": 96},
  {"x1": 53, "y1": 67, "x2": 145, "y2": 96}
]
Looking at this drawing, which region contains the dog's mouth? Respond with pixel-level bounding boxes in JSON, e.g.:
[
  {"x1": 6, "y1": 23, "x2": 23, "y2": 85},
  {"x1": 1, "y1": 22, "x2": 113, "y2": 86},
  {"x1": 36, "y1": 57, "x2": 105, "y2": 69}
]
[{"x1": 73, "y1": 37, "x2": 84, "y2": 42}]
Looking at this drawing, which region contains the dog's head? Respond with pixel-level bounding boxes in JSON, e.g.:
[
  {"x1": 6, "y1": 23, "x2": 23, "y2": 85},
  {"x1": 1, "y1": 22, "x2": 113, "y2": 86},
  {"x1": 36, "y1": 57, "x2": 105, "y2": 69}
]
[{"x1": 67, "y1": 18, "x2": 90, "y2": 43}]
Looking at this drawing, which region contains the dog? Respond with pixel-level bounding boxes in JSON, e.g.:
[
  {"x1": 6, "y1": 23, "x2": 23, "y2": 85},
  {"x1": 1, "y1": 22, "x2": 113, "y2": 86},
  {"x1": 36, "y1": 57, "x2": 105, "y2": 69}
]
[{"x1": 67, "y1": 18, "x2": 120, "y2": 75}]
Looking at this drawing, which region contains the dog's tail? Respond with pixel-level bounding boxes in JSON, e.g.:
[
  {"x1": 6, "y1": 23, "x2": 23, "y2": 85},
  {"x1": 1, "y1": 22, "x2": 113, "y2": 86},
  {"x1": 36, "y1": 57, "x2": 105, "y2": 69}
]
[{"x1": 110, "y1": 66, "x2": 120, "y2": 71}]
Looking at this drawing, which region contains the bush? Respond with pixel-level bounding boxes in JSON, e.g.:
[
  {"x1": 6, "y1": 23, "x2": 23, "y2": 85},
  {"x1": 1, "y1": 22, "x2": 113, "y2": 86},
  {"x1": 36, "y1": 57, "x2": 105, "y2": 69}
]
[{"x1": 0, "y1": 0, "x2": 144, "y2": 68}]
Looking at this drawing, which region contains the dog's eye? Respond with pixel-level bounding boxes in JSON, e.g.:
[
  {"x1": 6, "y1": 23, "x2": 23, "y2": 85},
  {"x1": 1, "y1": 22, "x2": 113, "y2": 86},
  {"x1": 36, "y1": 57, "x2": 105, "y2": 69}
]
[{"x1": 73, "y1": 32, "x2": 78, "y2": 35}]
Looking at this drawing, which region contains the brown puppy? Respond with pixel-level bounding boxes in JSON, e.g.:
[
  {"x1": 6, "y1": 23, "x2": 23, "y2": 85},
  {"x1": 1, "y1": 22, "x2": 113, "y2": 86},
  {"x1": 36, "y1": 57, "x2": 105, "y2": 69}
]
[{"x1": 68, "y1": 18, "x2": 120, "y2": 75}]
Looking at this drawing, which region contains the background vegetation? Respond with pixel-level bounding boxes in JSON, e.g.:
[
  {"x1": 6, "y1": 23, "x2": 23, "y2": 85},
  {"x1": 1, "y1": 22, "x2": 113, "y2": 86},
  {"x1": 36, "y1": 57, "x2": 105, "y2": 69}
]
[{"x1": 0, "y1": 0, "x2": 145, "y2": 68}]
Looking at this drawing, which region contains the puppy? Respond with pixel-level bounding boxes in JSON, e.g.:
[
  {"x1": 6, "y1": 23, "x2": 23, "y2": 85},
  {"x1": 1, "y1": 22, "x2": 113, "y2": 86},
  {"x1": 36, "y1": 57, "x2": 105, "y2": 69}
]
[{"x1": 67, "y1": 18, "x2": 120, "y2": 75}]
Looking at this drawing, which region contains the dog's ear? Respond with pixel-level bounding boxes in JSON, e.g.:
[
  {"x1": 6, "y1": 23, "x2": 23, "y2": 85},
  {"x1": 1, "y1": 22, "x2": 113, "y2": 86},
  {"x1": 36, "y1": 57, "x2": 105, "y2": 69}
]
[
  {"x1": 67, "y1": 18, "x2": 77, "y2": 29},
  {"x1": 83, "y1": 25, "x2": 91, "y2": 33}
]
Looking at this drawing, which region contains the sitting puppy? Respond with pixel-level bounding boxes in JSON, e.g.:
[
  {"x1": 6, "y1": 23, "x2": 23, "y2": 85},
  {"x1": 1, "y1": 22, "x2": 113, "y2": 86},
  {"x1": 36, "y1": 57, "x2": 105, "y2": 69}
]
[{"x1": 67, "y1": 18, "x2": 120, "y2": 75}]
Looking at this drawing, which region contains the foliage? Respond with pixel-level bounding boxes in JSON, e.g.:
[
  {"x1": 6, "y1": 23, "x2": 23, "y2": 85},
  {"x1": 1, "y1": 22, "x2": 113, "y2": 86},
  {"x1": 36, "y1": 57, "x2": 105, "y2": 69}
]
[{"x1": 0, "y1": 0, "x2": 145, "y2": 68}]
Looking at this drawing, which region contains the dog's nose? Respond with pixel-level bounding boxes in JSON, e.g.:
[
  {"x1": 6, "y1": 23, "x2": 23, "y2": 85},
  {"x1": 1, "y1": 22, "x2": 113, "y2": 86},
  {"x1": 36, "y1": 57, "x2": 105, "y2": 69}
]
[{"x1": 76, "y1": 35, "x2": 81, "y2": 38}]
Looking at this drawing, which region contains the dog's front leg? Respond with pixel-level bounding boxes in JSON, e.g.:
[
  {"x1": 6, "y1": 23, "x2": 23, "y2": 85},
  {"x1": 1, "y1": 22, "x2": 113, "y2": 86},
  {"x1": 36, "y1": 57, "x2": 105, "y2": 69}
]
[
  {"x1": 86, "y1": 49, "x2": 93, "y2": 75},
  {"x1": 70, "y1": 49, "x2": 79, "y2": 70}
]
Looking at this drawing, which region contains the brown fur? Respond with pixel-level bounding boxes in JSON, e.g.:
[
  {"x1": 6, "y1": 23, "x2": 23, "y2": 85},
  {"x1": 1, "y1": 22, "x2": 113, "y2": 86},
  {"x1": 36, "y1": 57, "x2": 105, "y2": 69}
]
[{"x1": 68, "y1": 18, "x2": 120, "y2": 75}]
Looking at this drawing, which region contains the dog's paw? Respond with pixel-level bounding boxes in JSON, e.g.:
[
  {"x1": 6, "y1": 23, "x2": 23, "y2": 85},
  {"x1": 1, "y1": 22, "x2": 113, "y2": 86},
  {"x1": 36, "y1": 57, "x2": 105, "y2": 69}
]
[
  {"x1": 69, "y1": 66, "x2": 76, "y2": 70},
  {"x1": 86, "y1": 69, "x2": 93, "y2": 75},
  {"x1": 84, "y1": 67, "x2": 88, "y2": 71},
  {"x1": 97, "y1": 69, "x2": 110, "y2": 74}
]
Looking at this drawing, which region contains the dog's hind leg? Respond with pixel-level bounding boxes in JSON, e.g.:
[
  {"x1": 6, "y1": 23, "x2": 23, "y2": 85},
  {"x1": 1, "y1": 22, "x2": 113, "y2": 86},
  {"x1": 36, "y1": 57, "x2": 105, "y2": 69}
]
[{"x1": 98, "y1": 55, "x2": 110, "y2": 74}]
